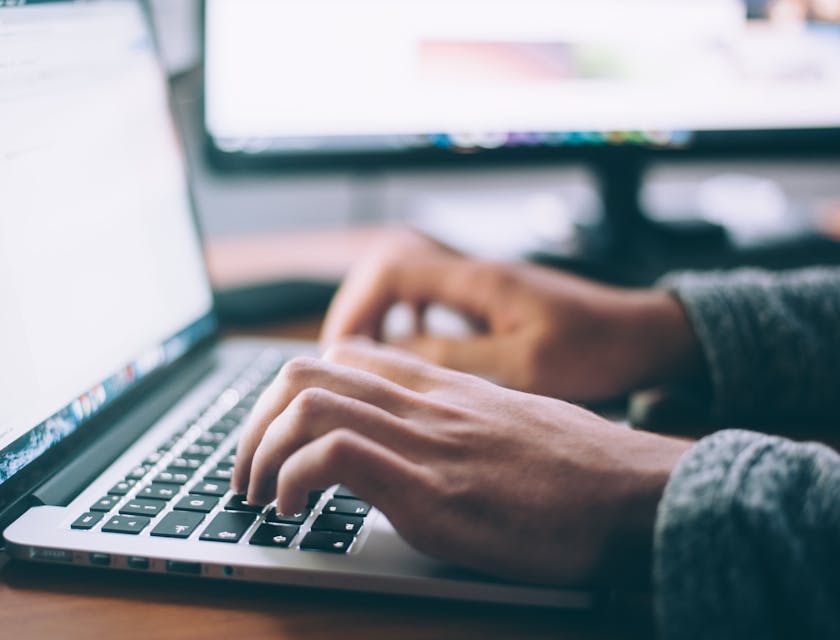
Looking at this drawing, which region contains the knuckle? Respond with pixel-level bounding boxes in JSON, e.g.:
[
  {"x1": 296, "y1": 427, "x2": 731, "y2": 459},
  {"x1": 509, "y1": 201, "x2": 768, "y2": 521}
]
[
  {"x1": 291, "y1": 387, "x2": 333, "y2": 420},
  {"x1": 279, "y1": 356, "x2": 322, "y2": 384},
  {"x1": 483, "y1": 261, "x2": 517, "y2": 292},
  {"x1": 366, "y1": 245, "x2": 401, "y2": 277},
  {"x1": 322, "y1": 341, "x2": 360, "y2": 365},
  {"x1": 320, "y1": 429, "x2": 359, "y2": 466}
]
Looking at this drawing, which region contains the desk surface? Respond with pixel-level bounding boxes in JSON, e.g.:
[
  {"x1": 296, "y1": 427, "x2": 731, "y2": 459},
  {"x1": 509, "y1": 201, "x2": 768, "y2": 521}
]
[
  {"x1": 0, "y1": 232, "x2": 655, "y2": 640},
  {"x1": 0, "y1": 555, "x2": 653, "y2": 640}
]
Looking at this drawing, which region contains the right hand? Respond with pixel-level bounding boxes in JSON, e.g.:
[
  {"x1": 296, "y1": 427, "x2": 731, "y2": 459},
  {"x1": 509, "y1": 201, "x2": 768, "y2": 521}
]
[
  {"x1": 321, "y1": 231, "x2": 702, "y2": 402},
  {"x1": 233, "y1": 339, "x2": 693, "y2": 586}
]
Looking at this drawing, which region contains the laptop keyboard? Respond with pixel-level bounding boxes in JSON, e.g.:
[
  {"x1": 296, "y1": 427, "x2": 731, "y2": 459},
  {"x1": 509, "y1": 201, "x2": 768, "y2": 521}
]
[{"x1": 70, "y1": 351, "x2": 372, "y2": 556}]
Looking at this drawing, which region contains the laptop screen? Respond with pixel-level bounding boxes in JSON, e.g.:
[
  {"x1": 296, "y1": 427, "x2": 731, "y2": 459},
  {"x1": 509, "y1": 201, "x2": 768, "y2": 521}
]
[{"x1": 0, "y1": 0, "x2": 215, "y2": 486}]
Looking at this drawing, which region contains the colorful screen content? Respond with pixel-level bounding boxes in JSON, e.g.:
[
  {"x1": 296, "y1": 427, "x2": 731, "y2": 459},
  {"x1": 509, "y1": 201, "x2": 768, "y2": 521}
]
[
  {"x1": 205, "y1": 0, "x2": 840, "y2": 156},
  {"x1": 0, "y1": 1, "x2": 215, "y2": 485}
]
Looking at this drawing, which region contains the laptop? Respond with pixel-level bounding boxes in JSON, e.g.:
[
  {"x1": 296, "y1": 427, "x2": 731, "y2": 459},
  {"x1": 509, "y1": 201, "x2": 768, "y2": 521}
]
[{"x1": 0, "y1": 0, "x2": 592, "y2": 609}]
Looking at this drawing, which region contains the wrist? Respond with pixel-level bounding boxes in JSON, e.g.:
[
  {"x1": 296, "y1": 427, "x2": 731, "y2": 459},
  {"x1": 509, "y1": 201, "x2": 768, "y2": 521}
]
[
  {"x1": 601, "y1": 431, "x2": 694, "y2": 587},
  {"x1": 622, "y1": 289, "x2": 705, "y2": 391}
]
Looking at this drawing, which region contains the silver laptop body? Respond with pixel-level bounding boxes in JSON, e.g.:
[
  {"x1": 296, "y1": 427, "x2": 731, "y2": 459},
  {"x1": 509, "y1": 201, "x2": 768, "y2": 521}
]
[{"x1": 1, "y1": 0, "x2": 592, "y2": 609}]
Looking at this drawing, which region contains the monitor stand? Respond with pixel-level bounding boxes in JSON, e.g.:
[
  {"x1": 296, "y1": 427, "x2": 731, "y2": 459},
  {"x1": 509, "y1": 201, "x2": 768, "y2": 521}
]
[{"x1": 529, "y1": 153, "x2": 840, "y2": 286}]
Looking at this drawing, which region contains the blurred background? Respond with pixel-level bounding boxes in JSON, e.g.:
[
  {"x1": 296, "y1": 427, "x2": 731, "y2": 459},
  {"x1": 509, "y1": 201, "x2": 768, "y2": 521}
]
[{"x1": 148, "y1": 0, "x2": 840, "y2": 319}]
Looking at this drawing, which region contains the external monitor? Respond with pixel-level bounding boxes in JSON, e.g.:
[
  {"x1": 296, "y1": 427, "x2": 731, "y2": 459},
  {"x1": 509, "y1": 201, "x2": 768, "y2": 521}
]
[{"x1": 204, "y1": 0, "x2": 840, "y2": 165}]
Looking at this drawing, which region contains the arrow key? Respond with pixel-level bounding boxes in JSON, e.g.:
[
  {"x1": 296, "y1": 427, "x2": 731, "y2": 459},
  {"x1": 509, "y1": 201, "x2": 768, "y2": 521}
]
[
  {"x1": 151, "y1": 511, "x2": 205, "y2": 539},
  {"x1": 249, "y1": 523, "x2": 299, "y2": 548},
  {"x1": 300, "y1": 531, "x2": 354, "y2": 554}
]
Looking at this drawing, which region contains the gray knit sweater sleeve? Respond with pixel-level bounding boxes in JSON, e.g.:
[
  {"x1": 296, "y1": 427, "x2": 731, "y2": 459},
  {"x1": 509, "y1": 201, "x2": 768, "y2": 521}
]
[
  {"x1": 661, "y1": 267, "x2": 840, "y2": 426},
  {"x1": 654, "y1": 430, "x2": 840, "y2": 639}
]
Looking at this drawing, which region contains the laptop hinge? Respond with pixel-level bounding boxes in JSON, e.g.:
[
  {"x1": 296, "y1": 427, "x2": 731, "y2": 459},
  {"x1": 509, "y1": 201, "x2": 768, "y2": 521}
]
[{"x1": 30, "y1": 346, "x2": 218, "y2": 509}]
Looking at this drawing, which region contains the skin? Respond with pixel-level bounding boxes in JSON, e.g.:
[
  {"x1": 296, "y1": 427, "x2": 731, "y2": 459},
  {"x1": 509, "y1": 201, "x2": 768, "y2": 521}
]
[
  {"x1": 232, "y1": 340, "x2": 693, "y2": 587},
  {"x1": 321, "y1": 231, "x2": 704, "y2": 403},
  {"x1": 232, "y1": 231, "x2": 706, "y2": 586}
]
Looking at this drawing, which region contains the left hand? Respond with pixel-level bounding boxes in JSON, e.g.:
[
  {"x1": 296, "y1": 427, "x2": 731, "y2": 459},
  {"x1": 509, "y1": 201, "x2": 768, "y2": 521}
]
[{"x1": 232, "y1": 340, "x2": 692, "y2": 586}]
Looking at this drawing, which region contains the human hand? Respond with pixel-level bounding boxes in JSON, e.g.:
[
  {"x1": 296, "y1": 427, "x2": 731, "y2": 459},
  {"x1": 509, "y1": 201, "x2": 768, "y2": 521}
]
[
  {"x1": 233, "y1": 340, "x2": 692, "y2": 586},
  {"x1": 321, "y1": 231, "x2": 702, "y2": 402}
]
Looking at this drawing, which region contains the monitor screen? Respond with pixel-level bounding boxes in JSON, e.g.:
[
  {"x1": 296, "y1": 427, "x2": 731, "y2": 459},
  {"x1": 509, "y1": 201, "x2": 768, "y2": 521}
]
[
  {"x1": 0, "y1": 0, "x2": 215, "y2": 486},
  {"x1": 205, "y1": 0, "x2": 840, "y2": 160}
]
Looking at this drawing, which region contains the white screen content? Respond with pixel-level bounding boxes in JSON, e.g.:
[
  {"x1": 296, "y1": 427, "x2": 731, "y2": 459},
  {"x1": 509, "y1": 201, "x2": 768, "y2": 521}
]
[
  {"x1": 0, "y1": 1, "x2": 213, "y2": 451},
  {"x1": 206, "y1": 0, "x2": 840, "y2": 140}
]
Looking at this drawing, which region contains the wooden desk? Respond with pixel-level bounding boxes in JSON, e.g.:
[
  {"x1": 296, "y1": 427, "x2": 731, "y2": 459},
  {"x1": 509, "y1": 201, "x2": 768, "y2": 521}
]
[
  {"x1": 0, "y1": 231, "x2": 655, "y2": 639},
  {"x1": 0, "y1": 554, "x2": 655, "y2": 640}
]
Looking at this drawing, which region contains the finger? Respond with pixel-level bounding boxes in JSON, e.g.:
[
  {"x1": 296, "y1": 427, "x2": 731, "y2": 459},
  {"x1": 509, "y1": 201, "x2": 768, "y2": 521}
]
[
  {"x1": 275, "y1": 428, "x2": 426, "y2": 519},
  {"x1": 397, "y1": 335, "x2": 510, "y2": 382},
  {"x1": 233, "y1": 356, "x2": 421, "y2": 494},
  {"x1": 246, "y1": 388, "x2": 425, "y2": 505},
  {"x1": 322, "y1": 338, "x2": 453, "y2": 392},
  {"x1": 320, "y1": 251, "x2": 493, "y2": 345}
]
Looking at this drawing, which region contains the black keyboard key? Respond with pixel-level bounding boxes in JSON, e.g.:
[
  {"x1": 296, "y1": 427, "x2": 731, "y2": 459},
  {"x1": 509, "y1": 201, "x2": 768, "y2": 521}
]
[
  {"x1": 155, "y1": 471, "x2": 190, "y2": 485},
  {"x1": 107, "y1": 479, "x2": 137, "y2": 496},
  {"x1": 266, "y1": 509, "x2": 310, "y2": 525},
  {"x1": 174, "y1": 495, "x2": 218, "y2": 513},
  {"x1": 71, "y1": 512, "x2": 103, "y2": 530},
  {"x1": 169, "y1": 457, "x2": 202, "y2": 471},
  {"x1": 189, "y1": 479, "x2": 230, "y2": 497},
  {"x1": 208, "y1": 418, "x2": 237, "y2": 434},
  {"x1": 151, "y1": 511, "x2": 205, "y2": 539},
  {"x1": 143, "y1": 450, "x2": 166, "y2": 466},
  {"x1": 126, "y1": 465, "x2": 150, "y2": 480},
  {"x1": 215, "y1": 453, "x2": 236, "y2": 468},
  {"x1": 139, "y1": 483, "x2": 180, "y2": 501},
  {"x1": 160, "y1": 434, "x2": 184, "y2": 450},
  {"x1": 307, "y1": 490, "x2": 325, "y2": 508},
  {"x1": 225, "y1": 407, "x2": 249, "y2": 422},
  {"x1": 102, "y1": 515, "x2": 150, "y2": 535},
  {"x1": 120, "y1": 498, "x2": 166, "y2": 517},
  {"x1": 204, "y1": 466, "x2": 233, "y2": 481},
  {"x1": 249, "y1": 523, "x2": 298, "y2": 548},
  {"x1": 225, "y1": 495, "x2": 265, "y2": 513},
  {"x1": 323, "y1": 498, "x2": 370, "y2": 517},
  {"x1": 196, "y1": 432, "x2": 227, "y2": 446},
  {"x1": 199, "y1": 512, "x2": 255, "y2": 543},
  {"x1": 181, "y1": 444, "x2": 215, "y2": 459},
  {"x1": 300, "y1": 531, "x2": 354, "y2": 554},
  {"x1": 90, "y1": 495, "x2": 120, "y2": 512},
  {"x1": 311, "y1": 514, "x2": 364, "y2": 535}
]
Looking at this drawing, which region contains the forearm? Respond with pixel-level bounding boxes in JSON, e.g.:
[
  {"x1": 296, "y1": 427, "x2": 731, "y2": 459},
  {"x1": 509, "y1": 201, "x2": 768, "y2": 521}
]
[
  {"x1": 661, "y1": 267, "x2": 840, "y2": 426},
  {"x1": 653, "y1": 429, "x2": 840, "y2": 640}
]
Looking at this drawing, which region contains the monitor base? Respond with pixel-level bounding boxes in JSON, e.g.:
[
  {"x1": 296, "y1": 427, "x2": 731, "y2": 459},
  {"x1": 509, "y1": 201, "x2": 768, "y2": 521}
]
[{"x1": 528, "y1": 155, "x2": 840, "y2": 285}]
